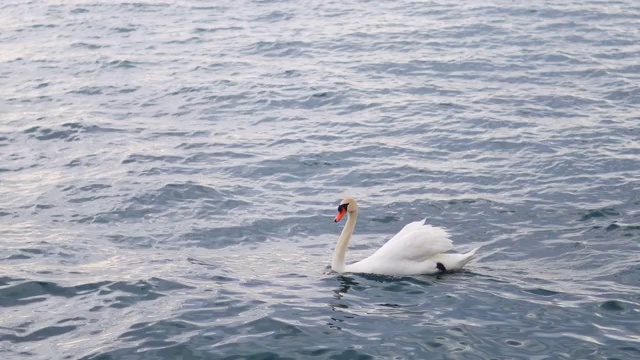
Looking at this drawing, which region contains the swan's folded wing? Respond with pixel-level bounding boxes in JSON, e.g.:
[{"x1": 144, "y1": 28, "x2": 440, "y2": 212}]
[
  {"x1": 376, "y1": 220, "x2": 454, "y2": 261},
  {"x1": 389, "y1": 219, "x2": 426, "y2": 240}
]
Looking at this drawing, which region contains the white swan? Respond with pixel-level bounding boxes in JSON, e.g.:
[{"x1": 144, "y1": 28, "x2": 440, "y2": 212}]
[{"x1": 332, "y1": 197, "x2": 479, "y2": 276}]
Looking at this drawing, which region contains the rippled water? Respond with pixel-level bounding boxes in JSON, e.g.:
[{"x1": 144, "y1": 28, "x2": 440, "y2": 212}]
[{"x1": 1, "y1": 0, "x2": 639, "y2": 359}]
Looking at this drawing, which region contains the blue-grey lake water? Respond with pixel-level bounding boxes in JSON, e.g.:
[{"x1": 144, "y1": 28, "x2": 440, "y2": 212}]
[{"x1": 1, "y1": 0, "x2": 639, "y2": 359}]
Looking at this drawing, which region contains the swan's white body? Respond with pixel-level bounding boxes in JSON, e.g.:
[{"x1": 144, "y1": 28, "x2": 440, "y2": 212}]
[{"x1": 332, "y1": 198, "x2": 478, "y2": 276}]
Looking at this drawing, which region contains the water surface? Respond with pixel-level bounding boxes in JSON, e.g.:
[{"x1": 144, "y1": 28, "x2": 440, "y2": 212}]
[{"x1": 1, "y1": 0, "x2": 639, "y2": 359}]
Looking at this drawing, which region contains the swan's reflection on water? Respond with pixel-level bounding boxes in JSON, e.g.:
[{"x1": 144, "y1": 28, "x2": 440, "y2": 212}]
[
  {"x1": 327, "y1": 275, "x2": 359, "y2": 330},
  {"x1": 330, "y1": 272, "x2": 438, "y2": 303},
  {"x1": 327, "y1": 274, "x2": 439, "y2": 331},
  {"x1": 332, "y1": 275, "x2": 358, "y2": 300},
  {"x1": 326, "y1": 271, "x2": 486, "y2": 331},
  {"x1": 328, "y1": 273, "x2": 436, "y2": 314}
]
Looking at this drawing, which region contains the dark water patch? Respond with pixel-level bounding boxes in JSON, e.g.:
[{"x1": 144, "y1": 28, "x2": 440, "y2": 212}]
[
  {"x1": 70, "y1": 8, "x2": 89, "y2": 14},
  {"x1": 112, "y1": 26, "x2": 137, "y2": 33},
  {"x1": 183, "y1": 151, "x2": 256, "y2": 164},
  {"x1": 254, "y1": 10, "x2": 295, "y2": 23},
  {"x1": 57, "y1": 316, "x2": 87, "y2": 324},
  {"x1": 79, "y1": 184, "x2": 112, "y2": 192},
  {"x1": 370, "y1": 215, "x2": 401, "y2": 224},
  {"x1": 66, "y1": 158, "x2": 85, "y2": 167},
  {"x1": 353, "y1": 61, "x2": 429, "y2": 76},
  {"x1": 71, "y1": 42, "x2": 108, "y2": 49},
  {"x1": 193, "y1": 26, "x2": 243, "y2": 33},
  {"x1": 179, "y1": 214, "x2": 335, "y2": 248},
  {"x1": 27, "y1": 23, "x2": 57, "y2": 29},
  {"x1": 239, "y1": 316, "x2": 304, "y2": 339},
  {"x1": 83, "y1": 343, "x2": 204, "y2": 360},
  {"x1": 615, "y1": 63, "x2": 640, "y2": 75},
  {"x1": 579, "y1": 207, "x2": 621, "y2": 221},
  {"x1": 122, "y1": 154, "x2": 184, "y2": 164},
  {"x1": 175, "y1": 142, "x2": 210, "y2": 150},
  {"x1": 118, "y1": 2, "x2": 171, "y2": 12},
  {"x1": 24, "y1": 127, "x2": 78, "y2": 141},
  {"x1": 1, "y1": 325, "x2": 78, "y2": 343},
  {"x1": 277, "y1": 69, "x2": 304, "y2": 78},
  {"x1": 336, "y1": 101, "x2": 382, "y2": 115},
  {"x1": 524, "y1": 288, "x2": 561, "y2": 297},
  {"x1": 179, "y1": 299, "x2": 261, "y2": 325},
  {"x1": 164, "y1": 36, "x2": 203, "y2": 45},
  {"x1": 0, "y1": 280, "x2": 111, "y2": 307},
  {"x1": 132, "y1": 182, "x2": 228, "y2": 205},
  {"x1": 5, "y1": 254, "x2": 32, "y2": 260},
  {"x1": 167, "y1": 85, "x2": 211, "y2": 96},
  {"x1": 205, "y1": 61, "x2": 252, "y2": 71},
  {"x1": 148, "y1": 277, "x2": 194, "y2": 292},
  {"x1": 103, "y1": 59, "x2": 139, "y2": 69},
  {"x1": 179, "y1": 224, "x2": 269, "y2": 249},
  {"x1": 20, "y1": 248, "x2": 45, "y2": 255},
  {"x1": 0, "y1": 276, "x2": 24, "y2": 289},
  {"x1": 241, "y1": 279, "x2": 273, "y2": 288},
  {"x1": 133, "y1": 165, "x2": 202, "y2": 177},
  {"x1": 242, "y1": 40, "x2": 313, "y2": 58},
  {"x1": 605, "y1": 222, "x2": 640, "y2": 233},
  {"x1": 104, "y1": 281, "x2": 166, "y2": 309},
  {"x1": 187, "y1": 257, "x2": 223, "y2": 270},
  {"x1": 267, "y1": 138, "x2": 307, "y2": 147},
  {"x1": 118, "y1": 87, "x2": 138, "y2": 94},
  {"x1": 618, "y1": 346, "x2": 640, "y2": 356},
  {"x1": 148, "y1": 129, "x2": 210, "y2": 139},
  {"x1": 106, "y1": 234, "x2": 157, "y2": 248},
  {"x1": 299, "y1": 91, "x2": 343, "y2": 109},
  {"x1": 23, "y1": 123, "x2": 123, "y2": 143},
  {"x1": 68, "y1": 86, "x2": 116, "y2": 96},
  {"x1": 190, "y1": 5, "x2": 228, "y2": 11},
  {"x1": 119, "y1": 319, "x2": 199, "y2": 342},
  {"x1": 34, "y1": 203, "x2": 55, "y2": 210},
  {"x1": 333, "y1": 166, "x2": 439, "y2": 189},
  {"x1": 606, "y1": 87, "x2": 640, "y2": 104},
  {"x1": 101, "y1": 182, "x2": 252, "y2": 220},
  {"x1": 221, "y1": 153, "x2": 363, "y2": 180},
  {"x1": 600, "y1": 300, "x2": 626, "y2": 312}
]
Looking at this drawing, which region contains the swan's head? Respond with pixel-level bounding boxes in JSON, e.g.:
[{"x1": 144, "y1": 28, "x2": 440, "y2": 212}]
[{"x1": 334, "y1": 197, "x2": 358, "y2": 222}]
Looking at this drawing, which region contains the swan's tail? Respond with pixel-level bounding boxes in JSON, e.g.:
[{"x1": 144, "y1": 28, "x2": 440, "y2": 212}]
[
  {"x1": 432, "y1": 247, "x2": 480, "y2": 271},
  {"x1": 458, "y1": 247, "x2": 480, "y2": 268}
]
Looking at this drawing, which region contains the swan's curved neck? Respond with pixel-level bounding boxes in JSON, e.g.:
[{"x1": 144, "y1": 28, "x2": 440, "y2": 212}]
[{"x1": 332, "y1": 210, "x2": 357, "y2": 272}]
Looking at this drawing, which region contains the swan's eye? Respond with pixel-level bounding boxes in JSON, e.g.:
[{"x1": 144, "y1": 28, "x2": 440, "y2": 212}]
[{"x1": 337, "y1": 203, "x2": 349, "y2": 212}]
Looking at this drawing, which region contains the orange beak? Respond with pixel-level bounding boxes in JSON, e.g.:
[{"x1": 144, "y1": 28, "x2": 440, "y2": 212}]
[{"x1": 334, "y1": 208, "x2": 347, "y2": 222}]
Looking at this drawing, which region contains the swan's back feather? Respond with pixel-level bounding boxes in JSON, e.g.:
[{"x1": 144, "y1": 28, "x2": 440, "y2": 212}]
[{"x1": 371, "y1": 219, "x2": 453, "y2": 262}]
